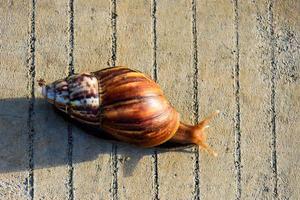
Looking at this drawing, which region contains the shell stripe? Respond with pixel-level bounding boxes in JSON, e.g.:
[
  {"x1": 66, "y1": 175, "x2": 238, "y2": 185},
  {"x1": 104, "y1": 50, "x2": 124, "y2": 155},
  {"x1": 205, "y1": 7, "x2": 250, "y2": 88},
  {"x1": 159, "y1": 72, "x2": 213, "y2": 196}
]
[
  {"x1": 96, "y1": 68, "x2": 132, "y2": 83},
  {"x1": 102, "y1": 110, "x2": 179, "y2": 147},
  {"x1": 101, "y1": 106, "x2": 173, "y2": 133},
  {"x1": 101, "y1": 96, "x2": 169, "y2": 123},
  {"x1": 101, "y1": 116, "x2": 170, "y2": 137},
  {"x1": 101, "y1": 95, "x2": 162, "y2": 110},
  {"x1": 100, "y1": 71, "x2": 146, "y2": 86},
  {"x1": 100, "y1": 80, "x2": 163, "y2": 108}
]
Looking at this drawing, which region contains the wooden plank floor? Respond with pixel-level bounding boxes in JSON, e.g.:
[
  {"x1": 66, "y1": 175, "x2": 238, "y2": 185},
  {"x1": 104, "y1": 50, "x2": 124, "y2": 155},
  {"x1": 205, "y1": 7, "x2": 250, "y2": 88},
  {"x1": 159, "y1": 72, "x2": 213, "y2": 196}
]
[{"x1": 0, "y1": 0, "x2": 299, "y2": 199}]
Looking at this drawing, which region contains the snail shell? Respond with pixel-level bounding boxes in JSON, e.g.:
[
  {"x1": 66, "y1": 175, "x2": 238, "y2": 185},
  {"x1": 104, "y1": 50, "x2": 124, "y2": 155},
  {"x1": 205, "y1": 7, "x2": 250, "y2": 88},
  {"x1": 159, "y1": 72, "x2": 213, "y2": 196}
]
[{"x1": 41, "y1": 67, "x2": 218, "y2": 155}]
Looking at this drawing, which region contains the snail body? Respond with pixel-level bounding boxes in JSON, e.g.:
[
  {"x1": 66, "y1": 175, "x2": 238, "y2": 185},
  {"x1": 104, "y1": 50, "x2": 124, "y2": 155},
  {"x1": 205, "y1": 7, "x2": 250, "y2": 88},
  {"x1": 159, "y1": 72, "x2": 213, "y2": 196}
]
[{"x1": 41, "y1": 67, "x2": 218, "y2": 155}]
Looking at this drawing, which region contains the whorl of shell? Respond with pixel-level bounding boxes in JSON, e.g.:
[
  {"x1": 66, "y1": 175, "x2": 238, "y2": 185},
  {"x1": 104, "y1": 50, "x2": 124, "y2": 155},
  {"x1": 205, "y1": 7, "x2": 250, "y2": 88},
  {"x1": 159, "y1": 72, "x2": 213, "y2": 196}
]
[
  {"x1": 42, "y1": 67, "x2": 180, "y2": 147},
  {"x1": 42, "y1": 73, "x2": 100, "y2": 125}
]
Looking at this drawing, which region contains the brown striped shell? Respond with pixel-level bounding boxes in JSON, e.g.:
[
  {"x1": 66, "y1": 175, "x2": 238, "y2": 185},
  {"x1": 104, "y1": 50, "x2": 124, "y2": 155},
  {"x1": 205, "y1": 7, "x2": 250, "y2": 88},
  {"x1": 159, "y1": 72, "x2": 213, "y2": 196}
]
[{"x1": 42, "y1": 67, "x2": 180, "y2": 147}]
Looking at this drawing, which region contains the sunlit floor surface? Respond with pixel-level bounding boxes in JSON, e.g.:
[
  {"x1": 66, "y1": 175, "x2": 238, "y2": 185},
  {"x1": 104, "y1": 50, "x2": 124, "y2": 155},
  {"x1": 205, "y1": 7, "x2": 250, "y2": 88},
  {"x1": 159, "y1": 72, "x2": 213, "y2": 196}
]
[{"x1": 0, "y1": 0, "x2": 299, "y2": 199}]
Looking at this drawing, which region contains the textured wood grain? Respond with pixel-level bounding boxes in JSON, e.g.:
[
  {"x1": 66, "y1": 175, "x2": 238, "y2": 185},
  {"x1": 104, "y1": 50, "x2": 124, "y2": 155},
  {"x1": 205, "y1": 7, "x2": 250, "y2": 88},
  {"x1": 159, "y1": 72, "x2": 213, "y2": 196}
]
[
  {"x1": 274, "y1": 0, "x2": 300, "y2": 199},
  {"x1": 34, "y1": 1, "x2": 70, "y2": 199},
  {"x1": 196, "y1": 0, "x2": 236, "y2": 199},
  {"x1": 0, "y1": 1, "x2": 31, "y2": 199},
  {"x1": 72, "y1": 1, "x2": 112, "y2": 199},
  {"x1": 239, "y1": 1, "x2": 274, "y2": 199}
]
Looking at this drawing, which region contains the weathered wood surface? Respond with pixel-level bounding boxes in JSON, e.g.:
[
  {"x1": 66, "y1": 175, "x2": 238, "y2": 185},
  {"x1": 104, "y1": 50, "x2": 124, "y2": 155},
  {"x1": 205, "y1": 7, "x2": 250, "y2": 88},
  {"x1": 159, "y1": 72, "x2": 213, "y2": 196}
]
[
  {"x1": 0, "y1": 1, "x2": 31, "y2": 199},
  {"x1": 72, "y1": 1, "x2": 112, "y2": 199},
  {"x1": 196, "y1": 0, "x2": 236, "y2": 199},
  {"x1": 0, "y1": 0, "x2": 299, "y2": 199}
]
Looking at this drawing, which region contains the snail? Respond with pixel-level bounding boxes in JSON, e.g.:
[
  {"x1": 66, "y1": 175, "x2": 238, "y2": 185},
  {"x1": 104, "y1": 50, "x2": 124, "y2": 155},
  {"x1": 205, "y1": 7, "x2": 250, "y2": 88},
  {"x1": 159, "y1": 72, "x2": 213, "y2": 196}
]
[{"x1": 39, "y1": 66, "x2": 219, "y2": 156}]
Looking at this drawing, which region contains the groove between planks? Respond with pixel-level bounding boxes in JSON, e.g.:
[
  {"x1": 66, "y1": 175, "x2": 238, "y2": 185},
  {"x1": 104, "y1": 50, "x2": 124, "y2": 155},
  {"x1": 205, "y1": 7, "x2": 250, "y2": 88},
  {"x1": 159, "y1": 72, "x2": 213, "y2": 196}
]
[
  {"x1": 68, "y1": 0, "x2": 75, "y2": 75},
  {"x1": 233, "y1": 0, "x2": 242, "y2": 199},
  {"x1": 267, "y1": 0, "x2": 278, "y2": 198},
  {"x1": 111, "y1": 0, "x2": 117, "y2": 68},
  {"x1": 67, "y1": 0, "x2": 75, "y2": 199},
  {"x1": 27, "y1": 0, "x2": 36, "y2": 199},
  {"x1": 111, "y1": 0, "x2": 118, "y2": 199},
  {"x1": 151, "y1": 1, "x2": 160, "y2": 199},
  {"x1": 191, "y1": 0, "x2": 200, "y2": 199}
]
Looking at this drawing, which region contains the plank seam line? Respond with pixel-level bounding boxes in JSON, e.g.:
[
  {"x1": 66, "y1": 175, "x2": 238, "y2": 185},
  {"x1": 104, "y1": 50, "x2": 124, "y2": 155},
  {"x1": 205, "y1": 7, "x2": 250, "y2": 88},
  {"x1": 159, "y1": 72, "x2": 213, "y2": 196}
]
[
  {"x1": 151, "y1": 0, "x2": 160, "y2": 200},
  {"x1": 111, "y1": 145, "x2": 118, "y2": 200},
  {"x1": 233, "y1": 0, "x2": 242, "y2": 199},
  {"x1": 111, "y1": 0, "x2": 118, "y2": 199},
  {"x1": 191, "y1": 0, "x2": 200, "y2": 199},
  {"x1": 267, "y1": 0, "x2": 278, "y2": 198},
  {"x1": 68, "y1": 0, "x2": 75, "y2": 75},
  {"x1": 152, "y1": 151, "x2": 159, "y2": 200},
  {"x1": 111, "y1": 0, "x2": 117, "y2": 67},
  {"x1": 152, "y1": 0, "x2": 158, "y2": 82},
  {"x1": 27, "y1": 0, "x2": 36, "y2": 199},
  {"x1": 67, "y1": 0, "x2": 75, "y2": 199}
]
